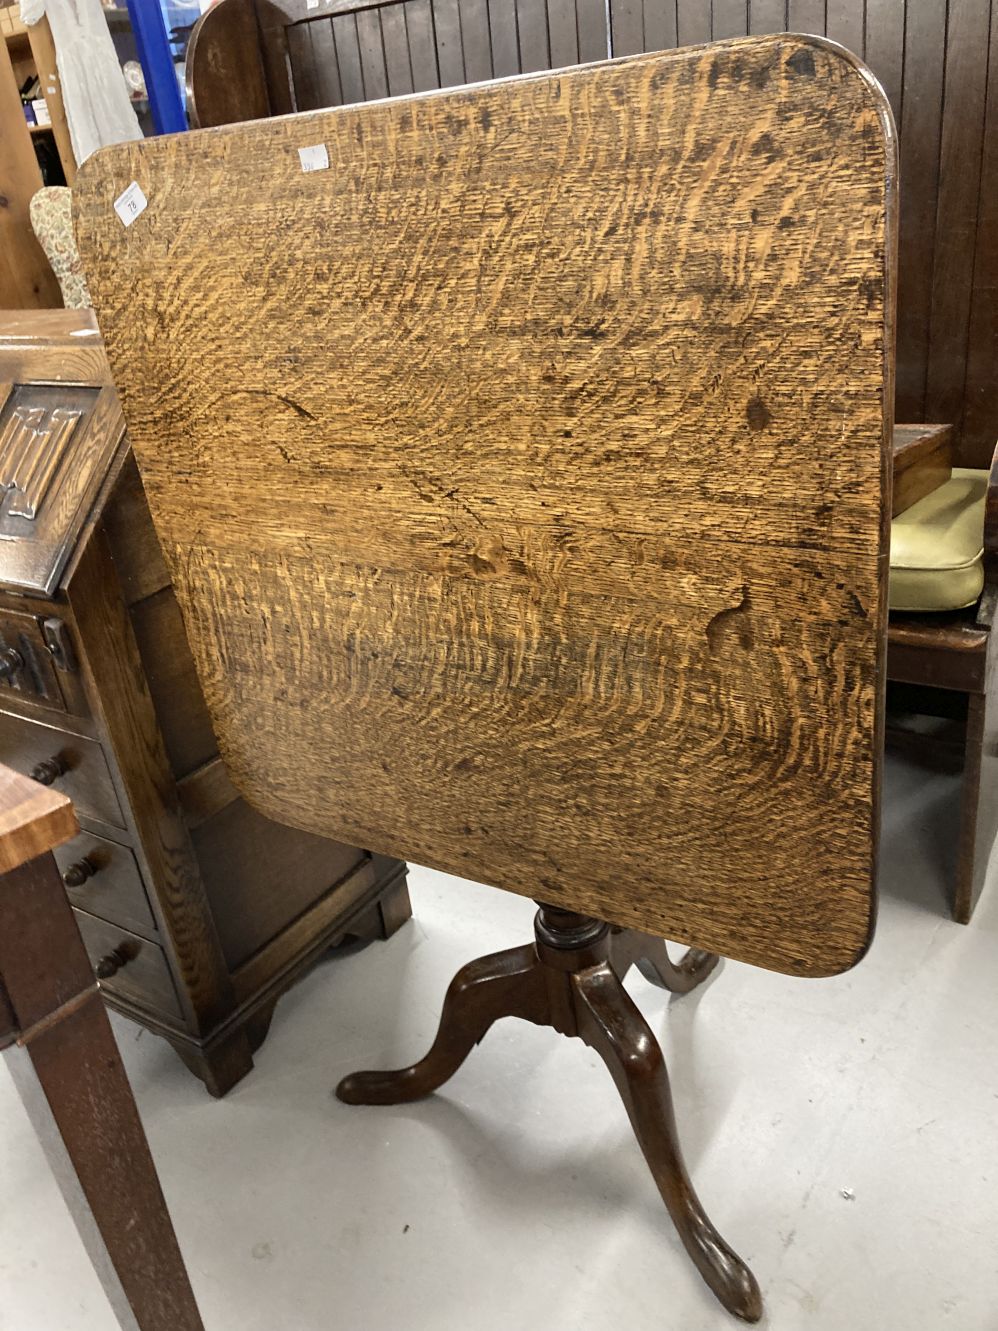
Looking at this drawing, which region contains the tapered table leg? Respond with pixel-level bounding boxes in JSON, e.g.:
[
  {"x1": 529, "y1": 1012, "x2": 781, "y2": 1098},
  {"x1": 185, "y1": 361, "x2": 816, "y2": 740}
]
[{"x1": 0, "y1": 847, "x2": 203, "y2": 1331}]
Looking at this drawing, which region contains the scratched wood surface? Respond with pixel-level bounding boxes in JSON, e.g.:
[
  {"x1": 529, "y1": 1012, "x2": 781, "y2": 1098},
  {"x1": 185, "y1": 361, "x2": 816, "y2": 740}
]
[{"x1": 74, "y1": 38, "x2": 896, "y2": 976}]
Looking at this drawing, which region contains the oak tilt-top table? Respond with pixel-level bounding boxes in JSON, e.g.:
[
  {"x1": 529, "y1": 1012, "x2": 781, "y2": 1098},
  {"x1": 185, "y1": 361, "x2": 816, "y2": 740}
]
[{"x1": 75, "y1": 34, "x2": 895, "y2": 1320}]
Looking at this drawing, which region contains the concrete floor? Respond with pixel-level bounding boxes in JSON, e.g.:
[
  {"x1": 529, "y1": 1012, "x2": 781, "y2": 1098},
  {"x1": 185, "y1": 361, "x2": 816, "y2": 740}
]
[{"x1": 2, "y1": 749, "x2": 997, "y2": 1331}]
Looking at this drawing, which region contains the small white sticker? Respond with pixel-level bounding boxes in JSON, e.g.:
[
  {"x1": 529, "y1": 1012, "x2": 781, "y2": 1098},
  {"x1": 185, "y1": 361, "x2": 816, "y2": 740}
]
[
  {"x1": 306, "y1": 0, "x2": 320, "y2": 9},
  {"x1": 113, "y1": 180, "x2": 147, "y2": 227},
  {"x1": 298, "y1": 143, "x2": 329, "y2": 173}
]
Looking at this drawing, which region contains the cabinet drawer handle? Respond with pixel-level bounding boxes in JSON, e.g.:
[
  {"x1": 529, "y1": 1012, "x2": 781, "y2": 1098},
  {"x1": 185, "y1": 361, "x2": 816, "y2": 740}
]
[
  {"x1": 62, "y1": 858, "x2": 97, "y2": 889},
  {"x1": 30, "y1": 755, "x2": 67, "y2": 786},
  {"x1": 0, "y1": 648, "x2": 23, "y2": 681},
  {"x1": 95, "y1": 946, "x2": 133, "y2": 980}
]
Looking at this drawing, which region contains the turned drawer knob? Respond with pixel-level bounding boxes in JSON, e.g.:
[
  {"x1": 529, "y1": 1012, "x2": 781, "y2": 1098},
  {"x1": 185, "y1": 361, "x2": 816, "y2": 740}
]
[
  {"x1": 30, "y1": 755, "x2": 67, "y2": 786},
  {"x1": 62, "y1": 858, "x2": 97, "y2": 889},
  {"x1": 95, "y1": 947, "x2": 130, "y2": 980},
  {"x1": 0, "y1": 648, "x2": 23, "y2": 681}
]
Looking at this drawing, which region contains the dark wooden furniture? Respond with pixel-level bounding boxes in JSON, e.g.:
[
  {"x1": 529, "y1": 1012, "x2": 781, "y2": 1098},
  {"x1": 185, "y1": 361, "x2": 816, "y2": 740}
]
[
  {"x1": 892, "y1": 425, "x2": 954, "y2": 517},
  {"x1": 887, "y1": 442, "x2": 998, "y2": 923},
  {"x1": 338, "y1": 909, "x2": 764, "y2": 1315},
  {"x1": 0, "y1": 763, "x2": 204, "y2": 1331},
  {"x1": 186, "y1": 0, "x2": 998, "y2": 926},
  {"x1": 0, "y1": 310, "x2": 411, "y2": 1095},
  {"x1": 76, "y1": 38, "x2": 892, "y2": 1318}
]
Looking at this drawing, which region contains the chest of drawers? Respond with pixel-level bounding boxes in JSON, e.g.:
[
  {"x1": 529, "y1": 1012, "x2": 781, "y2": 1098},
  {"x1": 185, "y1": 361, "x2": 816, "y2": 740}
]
[{"x1": 0, "y1": 310, "x2": 410, "y2": 1095}]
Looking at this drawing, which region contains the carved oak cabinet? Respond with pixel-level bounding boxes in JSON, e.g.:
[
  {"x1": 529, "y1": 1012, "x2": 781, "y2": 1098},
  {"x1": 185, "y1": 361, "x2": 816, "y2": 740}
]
[{"x1": 0, "y1": 310, "x2": 410, "y2": 1094}]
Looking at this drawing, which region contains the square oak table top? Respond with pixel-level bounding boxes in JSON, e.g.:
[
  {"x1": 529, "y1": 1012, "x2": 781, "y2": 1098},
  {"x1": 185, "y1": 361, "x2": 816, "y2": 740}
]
[{"x1": 75, "y1": 36, "x2": 896, "y2": 975}]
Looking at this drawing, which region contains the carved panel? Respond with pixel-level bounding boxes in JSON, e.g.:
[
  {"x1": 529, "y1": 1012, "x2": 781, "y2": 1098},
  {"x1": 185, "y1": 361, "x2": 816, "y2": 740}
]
[
  {"x1": 0, "y1": 374, "x2": 123, "y2": 596},
  {"x1": 0, "y1": 401, "x2": 83, "y2": 522}
]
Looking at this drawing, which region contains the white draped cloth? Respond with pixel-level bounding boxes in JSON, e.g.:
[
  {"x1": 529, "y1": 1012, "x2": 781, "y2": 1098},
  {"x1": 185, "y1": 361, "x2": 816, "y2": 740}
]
[{"x1": 21, "y1": 0, "x2": 143, "y2": 166}]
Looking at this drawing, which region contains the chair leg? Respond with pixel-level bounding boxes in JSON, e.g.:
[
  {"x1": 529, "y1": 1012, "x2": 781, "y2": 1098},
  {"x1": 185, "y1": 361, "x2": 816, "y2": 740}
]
[
  {"x1": 574, "y1": 963, "x2": 762, "y2": 1323},
  {"x1": 954, "y1": 689, "x2": 998, "y2": 923},
  {"x1": 609, "y1": 925, "x2": 720, "y2": 994},
  {"x1": 336, "y1": 943, "x2": 547, "y2": 1104}
]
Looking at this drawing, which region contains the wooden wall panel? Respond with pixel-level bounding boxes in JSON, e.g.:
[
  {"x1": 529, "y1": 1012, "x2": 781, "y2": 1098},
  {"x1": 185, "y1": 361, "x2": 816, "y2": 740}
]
[
  {"x1": 286, "y1": 22, "x2": 320, "y2": 108},
  {"x1": 712, "y1": 0, "x2": 748, "y2": 40},
  {"x1": 749, "y1": 1, "x2": 788, "y2": 35},
  {"x1": 963, "y1": 7, "x2": 998, "y2": 458},
  {"x1": 406, "y1": 0, "x2": 442, "y2": 89},
  {"x1": 895, "y1": 0, "x2": 948, "y2": 427},
  {"x1": 641, "y1": 0, "x2": 677, "y2": 50},
  {"x1": 516, "y1": 0, "x2": 552, "y2": 73},
  {"x1": 356, "y1": 8, "x2": 390, "y2": 99},
  {"x1": 864, "y1": 0, "x2": 904, "y2": 121},
  {"x1": 488, "y1": 0, "x2": 521, "y2": 75},
  {"x1": 825, "y1": 0, "x2": 864, "y2": 58},
  {"x1": 433, "y1": 0, "x2": 466, "y2": 84},
  {"x1": 460, "y1": 0, "x2": 494, "y2": 80},
  {"x1": 676, "y1": 0, "x2": 711, "y2": 44},
  {"x1": 547, "y1": 0, "x2": 579, "y2": 65},
  {"x1": 309, "y1": 19, "x2": 343, "y2": 106},
  {"x1": 331, "y1": 13, "x2": 365, "y2": 102},
  {"x1": 611, "y1": 0, "x2": 645, "y2": 55},
  {"x1": 381, "y1": 6, "x2": 415, "y2": 95},
  {"x1": 924, "y1": 0, "x2": 992, "y2": 436},
  {"x1": 578, "y1": 0, "x2": 611, "y2": 58},
  {"x1": 787, "y1": 0, "x2": 827, "y2": 35}
]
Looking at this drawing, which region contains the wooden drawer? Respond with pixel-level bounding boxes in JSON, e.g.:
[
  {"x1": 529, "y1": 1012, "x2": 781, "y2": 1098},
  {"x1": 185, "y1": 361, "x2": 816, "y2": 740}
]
[
  {"x1": 73, "y1": 911, "x2": 182, "y2": 1022},
  {"x1": 53, "y1": 831, "x2": 157, "y2": 940},
  {"x1": 0, "y1": 607, "x2": 68, "y2": 712},
  {"x1": 0, "y1": 708, "x2": 124, "y2": 828}
]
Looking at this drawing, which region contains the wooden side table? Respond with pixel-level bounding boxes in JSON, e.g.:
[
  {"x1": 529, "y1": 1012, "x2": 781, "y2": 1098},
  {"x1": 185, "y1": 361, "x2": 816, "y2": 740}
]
[{"x1": 0, "y1": 763, "x2": 203, "y2": 1331}]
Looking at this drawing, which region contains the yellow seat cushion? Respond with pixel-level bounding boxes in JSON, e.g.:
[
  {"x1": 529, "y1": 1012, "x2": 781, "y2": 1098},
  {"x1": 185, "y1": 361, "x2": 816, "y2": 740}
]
[{"x1": 889, "y1": 468, "x2": 988, "y2": 612}]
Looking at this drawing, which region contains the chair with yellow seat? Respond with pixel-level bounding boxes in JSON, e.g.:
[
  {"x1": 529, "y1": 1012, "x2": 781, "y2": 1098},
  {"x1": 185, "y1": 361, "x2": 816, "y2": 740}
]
[{"x1": 887, "y1": 438, "x2": 998, "y2": 922}]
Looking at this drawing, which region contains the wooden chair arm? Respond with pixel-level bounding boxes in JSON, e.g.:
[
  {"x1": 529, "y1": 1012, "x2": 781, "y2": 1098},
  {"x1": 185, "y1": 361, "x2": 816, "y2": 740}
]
[
  {"x1": 976, "y1": 441, "x2": 998, "y2": 628},
  {"x1": 0, "y1": 763, "x2": 77, "y2": 876},
  {"x1": 984, "y1": 440, "x2": 998, "y2": 562}
]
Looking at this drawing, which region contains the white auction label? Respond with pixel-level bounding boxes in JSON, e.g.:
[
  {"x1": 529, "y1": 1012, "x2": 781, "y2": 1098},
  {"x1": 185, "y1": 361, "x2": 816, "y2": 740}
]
[
  {"x1": 113, "y1": 181, "x2": 148, "y2": 227},
  {"x1": 298, "y1": 143, "x2": 329, "y2": 173}
]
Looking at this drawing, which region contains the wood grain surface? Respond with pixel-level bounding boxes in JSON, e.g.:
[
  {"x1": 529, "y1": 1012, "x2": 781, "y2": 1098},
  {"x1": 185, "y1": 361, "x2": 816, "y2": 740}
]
[
  {"x1": 74, "y1": 38, "x2": 896, "y2": 976},
  {"x1": 189, "y1": 0, "x2": 998, "y2": 467},
  {"x1": 0, "y1": 761, "x2": 77, "y2": 874},
  {"x1": 892, "y1": 423, "x2": 953, "y2": 516}
]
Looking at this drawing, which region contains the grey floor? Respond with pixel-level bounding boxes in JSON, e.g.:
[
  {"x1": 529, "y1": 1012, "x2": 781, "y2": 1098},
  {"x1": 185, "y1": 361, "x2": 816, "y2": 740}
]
[{"x1": 2, "y1": 749, "x2": 997, "y2": 1331}]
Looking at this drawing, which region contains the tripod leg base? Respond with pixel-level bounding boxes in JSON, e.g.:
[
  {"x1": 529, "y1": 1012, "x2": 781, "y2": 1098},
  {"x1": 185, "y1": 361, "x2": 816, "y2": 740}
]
[
  {"x1": 336, "y1": 909, "x2": 762, "y2": 1321},
  {"x1": 609, "y1": 926, "x2": 720, "y2": 994},
  {"x1": 336, "y1": 943, "x2": 545, "y2": 1105},
  {"x1": 575, "y1": 964, "x2": 762, "y2": 1322}
]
